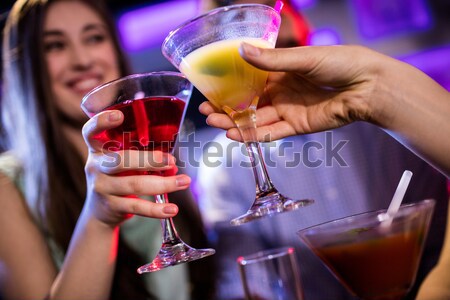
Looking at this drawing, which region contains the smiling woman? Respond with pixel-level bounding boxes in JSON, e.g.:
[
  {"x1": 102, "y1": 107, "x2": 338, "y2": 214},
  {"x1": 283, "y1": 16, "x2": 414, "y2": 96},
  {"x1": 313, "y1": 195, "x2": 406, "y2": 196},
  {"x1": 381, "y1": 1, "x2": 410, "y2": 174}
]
[
  {"x1": 0, "y1": 1, "x2": 214, "y2": 300},
  {"x1": 43, "y1": 1, "x2": 121, "y2": 133}
]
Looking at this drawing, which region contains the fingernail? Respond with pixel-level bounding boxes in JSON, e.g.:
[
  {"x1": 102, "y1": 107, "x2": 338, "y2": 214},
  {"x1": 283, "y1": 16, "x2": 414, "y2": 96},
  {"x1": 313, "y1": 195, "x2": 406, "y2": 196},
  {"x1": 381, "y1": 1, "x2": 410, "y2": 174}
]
[
  {"x1": 198, "y1": 102, "x2": 206, "y2": 113},
  {"x1": 175, "y1": 175, "x2": 191, "y2": 187},
  {"x1": 239, "y1": 43, "x2": 261, "y2": 57},
  {"x1": 163, "y1": 205, "x2": 178, "y2": 215},
  {"x1": 109, "y1": 111, "x2": 120, "y2": 121}
]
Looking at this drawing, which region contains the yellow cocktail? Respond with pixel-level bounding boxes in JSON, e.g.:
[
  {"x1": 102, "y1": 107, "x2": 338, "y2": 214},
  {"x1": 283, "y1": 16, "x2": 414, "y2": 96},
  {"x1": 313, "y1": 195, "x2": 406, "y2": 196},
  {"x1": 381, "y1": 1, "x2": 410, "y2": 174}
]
[
  {"x1": 180, "y1": 38, "x2": 272, "y2": 113},
  {"x1": 162, "y1": 3, "x2": 314, "y2": 226}
]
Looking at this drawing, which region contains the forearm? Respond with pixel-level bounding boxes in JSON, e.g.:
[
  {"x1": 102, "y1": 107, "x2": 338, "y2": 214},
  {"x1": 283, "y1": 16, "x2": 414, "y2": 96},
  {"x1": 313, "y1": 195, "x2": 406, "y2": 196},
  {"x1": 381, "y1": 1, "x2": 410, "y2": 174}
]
[
  {"x1": 370, "y1": 54, "x2": 450, "y2": 177},
  {"x1": 49, "y1": 208, "x2": 118, "y2": 300},
  {"x1": 416, "y1": 198, "x2": 450, "y2": 300}
]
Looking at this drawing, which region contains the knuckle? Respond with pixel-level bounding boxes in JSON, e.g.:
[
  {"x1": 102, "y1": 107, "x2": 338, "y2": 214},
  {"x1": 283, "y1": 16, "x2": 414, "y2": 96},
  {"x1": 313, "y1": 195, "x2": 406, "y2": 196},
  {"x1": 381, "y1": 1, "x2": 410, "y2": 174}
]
[
  {"x1": 128, "y1": 201, "x2": 140, "y2": 215},
  {"x1": 81, "y1": 120, "x2": 91, "y2": 138},
  {"x1": 161, "y1": 178, "x2": 174, "y2": 193},
  {"x1": 128, "y1": 177, "x2": 145, "y2": 195},
  {"x1": 147, "y1": 151, "x2": 165, "y2": 167},
  {"x1": 84, "y1": 162, "x2": 96, "y2": 175},
  {"x1": 92, "y1": 176, "x2": 106, "y2": 194},
  {"x1": 148, "y1": 203, "x2": 161, "y2": 217},
  {"x1": 82, "y1": 116, "x2": 98, "y2": 138}
]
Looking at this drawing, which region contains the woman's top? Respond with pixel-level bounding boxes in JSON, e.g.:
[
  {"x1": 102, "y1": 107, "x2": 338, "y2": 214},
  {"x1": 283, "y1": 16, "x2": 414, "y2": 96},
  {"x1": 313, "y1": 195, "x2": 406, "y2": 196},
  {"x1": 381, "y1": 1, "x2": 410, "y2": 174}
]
[{"x1": 0, "y1": 151, "x2": 189, "y2": 300}]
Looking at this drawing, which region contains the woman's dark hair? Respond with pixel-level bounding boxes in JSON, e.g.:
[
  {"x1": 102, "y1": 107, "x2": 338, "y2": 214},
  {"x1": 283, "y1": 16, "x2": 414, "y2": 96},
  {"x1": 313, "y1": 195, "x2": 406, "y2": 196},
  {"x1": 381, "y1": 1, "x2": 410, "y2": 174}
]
[{"x1": 1, "y1": 0, "x2": 152, "y2": 298}]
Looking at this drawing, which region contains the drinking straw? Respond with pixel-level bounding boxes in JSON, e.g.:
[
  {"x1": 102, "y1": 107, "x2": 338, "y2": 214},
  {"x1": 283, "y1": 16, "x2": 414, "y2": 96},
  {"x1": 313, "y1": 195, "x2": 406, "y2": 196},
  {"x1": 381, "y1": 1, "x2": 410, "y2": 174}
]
[
  {"x1": 274, "y1": 0, "x2": 284, "y2": 13},
  {"x1": 381, "y1": 170, "x2": 413, "y2": 227}
]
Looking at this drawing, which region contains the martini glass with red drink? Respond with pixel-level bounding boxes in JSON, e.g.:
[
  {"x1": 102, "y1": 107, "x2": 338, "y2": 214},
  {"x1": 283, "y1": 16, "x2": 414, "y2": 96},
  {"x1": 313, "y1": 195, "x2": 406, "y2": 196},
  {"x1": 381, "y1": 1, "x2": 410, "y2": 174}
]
[
  {"x1": 297, "y1": 199, "x2": 435, "y2": 300},
  {"x1": 81, "y1": 71, "x2": 215, "y2": 273}
]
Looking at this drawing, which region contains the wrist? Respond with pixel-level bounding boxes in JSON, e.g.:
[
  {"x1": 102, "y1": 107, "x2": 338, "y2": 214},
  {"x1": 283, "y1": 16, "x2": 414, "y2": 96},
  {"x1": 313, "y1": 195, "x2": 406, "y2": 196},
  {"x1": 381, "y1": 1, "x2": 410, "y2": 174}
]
[
  {"x1": 334, "y1": 46, "x2": 389, "y2": 126},
  {"x1": 360, "y1": 50, "x2": 400, "y2": 128},
  {"x1": 79, "y1": 205, "x2": 120, "y2": 233}
]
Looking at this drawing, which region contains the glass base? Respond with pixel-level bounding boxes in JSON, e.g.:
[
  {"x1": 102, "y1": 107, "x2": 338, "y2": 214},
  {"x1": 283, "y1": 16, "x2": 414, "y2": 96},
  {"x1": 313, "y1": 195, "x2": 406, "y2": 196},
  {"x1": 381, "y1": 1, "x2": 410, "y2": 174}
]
[
  {"x1": 137, "y1": 240, "x2": 215, "y2": 273},
  {"x1": 230, "y1": 192, "x2": 314, "y2": 226}
]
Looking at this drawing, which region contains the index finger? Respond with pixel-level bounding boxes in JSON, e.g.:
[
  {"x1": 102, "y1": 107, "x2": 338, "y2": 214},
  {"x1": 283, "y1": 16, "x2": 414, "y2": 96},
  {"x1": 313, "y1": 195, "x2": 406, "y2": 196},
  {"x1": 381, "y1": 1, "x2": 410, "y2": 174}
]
[
  {"x1": 239, "y1": 44, "x2": 373, "y2": 86},
  {"x1": 82, "y1": 110, "x2": 124, "y2": 152},
  {"x1": 199, "y1": 101, "x2": 221, "y2": 116},
  {"x1": 239, "y1": 43, "x2": 318, "y2": 73}
]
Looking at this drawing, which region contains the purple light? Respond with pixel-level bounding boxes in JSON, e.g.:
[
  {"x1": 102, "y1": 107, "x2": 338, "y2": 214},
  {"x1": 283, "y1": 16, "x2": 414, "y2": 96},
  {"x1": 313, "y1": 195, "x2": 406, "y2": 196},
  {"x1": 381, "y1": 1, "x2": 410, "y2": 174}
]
[
  {"x1": 351, "y1": 0, "x2": 433, "y2": 40},
  {"x1": 291, "y1": 0, "x2": 317, "y2": 10},
  {"x1": 118, "y1": 0, "x2": 198, "y2": 52},
  {"x1": 398, "y1": 45, "x2": 450, "y2": 91},
  {"x1": 308, "y1": 28, "x2": 341, "y2": 46}
]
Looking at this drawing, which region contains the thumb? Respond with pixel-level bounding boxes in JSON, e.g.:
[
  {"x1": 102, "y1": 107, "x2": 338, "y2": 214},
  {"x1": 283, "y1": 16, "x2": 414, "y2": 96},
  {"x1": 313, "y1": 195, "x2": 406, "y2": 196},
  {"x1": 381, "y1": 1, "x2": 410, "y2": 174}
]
[{"x1": 239, "y1": 42, "x2": 325, "y2": 74}]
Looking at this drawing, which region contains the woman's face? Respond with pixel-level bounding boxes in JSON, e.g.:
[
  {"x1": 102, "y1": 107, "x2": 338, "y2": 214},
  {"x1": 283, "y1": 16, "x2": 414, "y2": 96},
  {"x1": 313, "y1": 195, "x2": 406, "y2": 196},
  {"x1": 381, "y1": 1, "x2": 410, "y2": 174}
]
[{"x1": 44, "y1": 1, "x2": 121, "y2": 123}]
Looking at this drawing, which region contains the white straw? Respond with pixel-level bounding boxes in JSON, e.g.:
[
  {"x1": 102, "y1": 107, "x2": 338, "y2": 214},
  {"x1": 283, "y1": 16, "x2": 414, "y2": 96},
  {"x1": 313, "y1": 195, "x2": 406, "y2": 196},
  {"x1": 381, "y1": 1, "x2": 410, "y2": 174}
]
[{"x1": 381, "y1": 170, "x2": 413, "y2": 227}]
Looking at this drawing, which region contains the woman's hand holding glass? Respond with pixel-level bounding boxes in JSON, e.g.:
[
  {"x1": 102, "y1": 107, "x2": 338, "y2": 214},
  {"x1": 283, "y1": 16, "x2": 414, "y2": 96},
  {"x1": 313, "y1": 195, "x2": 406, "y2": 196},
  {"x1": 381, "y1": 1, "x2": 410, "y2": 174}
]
[{"x1": 81, "y1": 109, "x2": 190, "y2": 226}]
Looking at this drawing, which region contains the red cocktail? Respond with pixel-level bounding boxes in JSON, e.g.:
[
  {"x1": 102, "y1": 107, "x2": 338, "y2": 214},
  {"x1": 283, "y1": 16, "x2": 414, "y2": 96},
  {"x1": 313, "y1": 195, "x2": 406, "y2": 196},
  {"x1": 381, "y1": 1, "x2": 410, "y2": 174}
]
[
  {"x1": 81, "y1": 72, "x2": 215, "y2": 273},
  {"x1": 97, "y1": 96, "x2": 185, "y2": 153}
]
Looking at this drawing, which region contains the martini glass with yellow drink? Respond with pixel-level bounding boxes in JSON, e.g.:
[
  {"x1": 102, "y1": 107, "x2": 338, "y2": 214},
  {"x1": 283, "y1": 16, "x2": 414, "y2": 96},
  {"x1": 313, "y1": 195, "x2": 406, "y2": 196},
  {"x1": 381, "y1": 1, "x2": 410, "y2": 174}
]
[{"x1": 162, "y1": 2, "x2": 314, "y2": 226}]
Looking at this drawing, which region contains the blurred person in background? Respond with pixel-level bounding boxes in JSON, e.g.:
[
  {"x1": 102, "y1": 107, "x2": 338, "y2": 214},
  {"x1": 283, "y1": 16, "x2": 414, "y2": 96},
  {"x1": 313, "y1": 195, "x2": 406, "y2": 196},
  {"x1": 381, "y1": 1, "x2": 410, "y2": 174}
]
[
  {"x1": 0, "y1": 0, "x2": 214, "y2": 299},
  {"x1": 199, "y1": 0, "x2": 310, "y2": 48},
  {"x1": 194, "y1": 0, "x2": 449, "y2": 299}
]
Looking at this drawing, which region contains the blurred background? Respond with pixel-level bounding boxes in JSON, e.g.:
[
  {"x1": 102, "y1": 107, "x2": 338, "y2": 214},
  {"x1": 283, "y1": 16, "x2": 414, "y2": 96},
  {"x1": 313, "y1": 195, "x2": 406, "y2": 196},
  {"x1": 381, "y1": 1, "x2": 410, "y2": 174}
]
[
  {"x1": 1, "y1": 0, "x2": 450, "y2": 129},
  {"x1": 0, "y1": 3, "x2": 448, "y2": 300}
]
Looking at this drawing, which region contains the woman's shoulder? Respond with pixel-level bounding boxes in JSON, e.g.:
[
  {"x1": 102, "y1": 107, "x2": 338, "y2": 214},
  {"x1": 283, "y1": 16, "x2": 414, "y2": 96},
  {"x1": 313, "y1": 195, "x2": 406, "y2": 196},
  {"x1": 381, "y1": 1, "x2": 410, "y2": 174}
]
[
  {"x1": 0, "y1": 151, "x2": 25, "y2": 202},
  {"x1": 0, "y1": 151, "x2": 23, "y2": 183},
  {"x1": 0, "y1": 151, "x2": 27, "y2": 213},
  {"x1": 0, "y1": 151, "x2": 26, "y2": 210}
]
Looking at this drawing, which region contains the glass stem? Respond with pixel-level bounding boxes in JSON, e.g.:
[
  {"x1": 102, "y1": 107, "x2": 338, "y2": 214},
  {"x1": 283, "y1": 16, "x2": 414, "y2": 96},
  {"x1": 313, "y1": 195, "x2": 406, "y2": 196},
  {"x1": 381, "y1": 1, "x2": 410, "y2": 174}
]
[
  {"x1": 232, "y1": 108, "x2": 276, "y2": 197},
  {"x1": 156, "y1": 193, "x2": 181, "y2": 245},
  {"x1": 245, "y1": 141, "x2": 275, "y2": 195}
]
